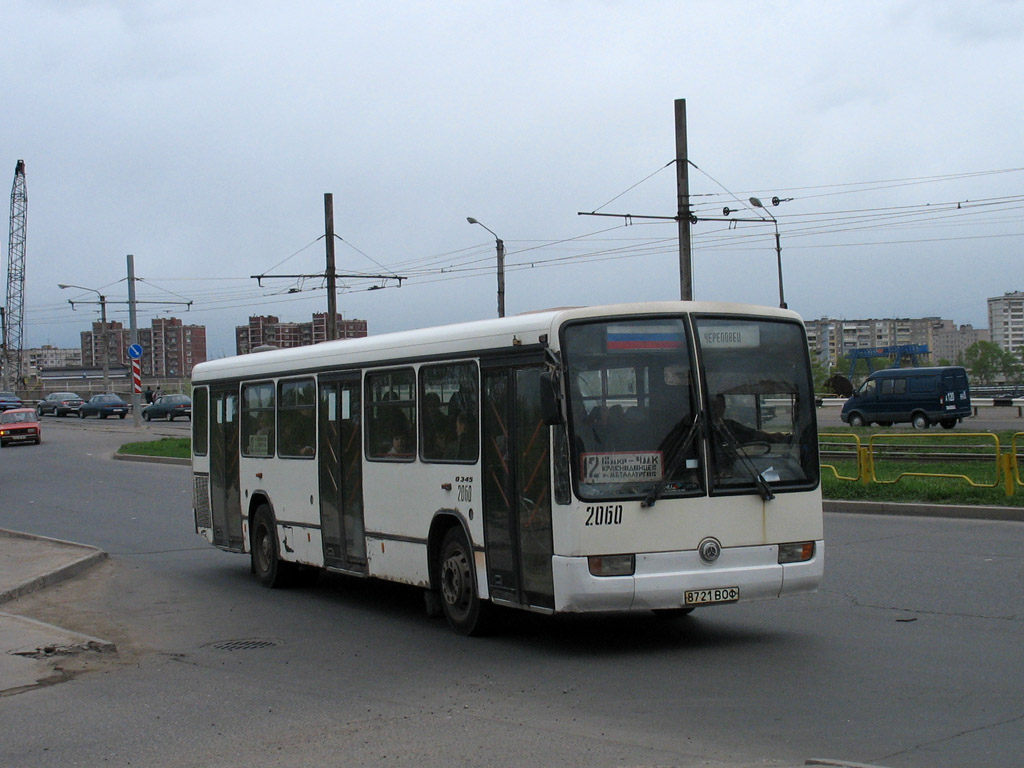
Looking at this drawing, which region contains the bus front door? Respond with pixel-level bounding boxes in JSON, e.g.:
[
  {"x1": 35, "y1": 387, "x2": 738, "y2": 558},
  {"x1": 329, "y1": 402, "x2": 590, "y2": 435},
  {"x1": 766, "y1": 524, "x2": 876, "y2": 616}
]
[
  {"x1": 482, "y1": 366, "x2": 555, "y2": 610},
  {"x1": 318, "y1": 375, "x2": 367, "y2": 572},
  {"x1": 209, "y1": 388, "x2": 243, "y2": 551}
]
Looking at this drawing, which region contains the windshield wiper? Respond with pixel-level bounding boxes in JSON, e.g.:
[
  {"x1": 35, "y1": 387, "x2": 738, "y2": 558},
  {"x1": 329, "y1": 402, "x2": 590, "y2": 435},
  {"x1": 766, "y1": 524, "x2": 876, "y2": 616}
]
[
  {"x1": 711, "y1": 419, "x2": 775, "y2": 501},
  {"x1": 641, "y1": 412, "x2": 702, "y2": 508}
]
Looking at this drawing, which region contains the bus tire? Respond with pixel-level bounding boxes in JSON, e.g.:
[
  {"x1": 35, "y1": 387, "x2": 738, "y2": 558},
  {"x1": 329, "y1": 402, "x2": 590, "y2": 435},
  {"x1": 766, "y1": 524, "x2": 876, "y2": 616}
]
[
  {"x1": 940, "y1": 418, "x2": 957, "y2": 429},
  {"x1": 912, "y1": 413, "x2": 930, "y2": 430},
  {"x1": 251, "y1": 505, "x2": 289, "y2": 588},
  {"x1": 438, "y1": 527, "x2": 489, "y2": 635},
  {"x1": 848, "y1": 412, "x2": 866, "y2": 427}
]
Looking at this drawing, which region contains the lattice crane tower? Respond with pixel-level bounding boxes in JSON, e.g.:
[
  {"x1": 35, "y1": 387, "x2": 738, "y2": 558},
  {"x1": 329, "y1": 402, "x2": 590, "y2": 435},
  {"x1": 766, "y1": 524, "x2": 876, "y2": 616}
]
[{"x1": 3, "y1": 159, "x2": 27, "y2": 389}]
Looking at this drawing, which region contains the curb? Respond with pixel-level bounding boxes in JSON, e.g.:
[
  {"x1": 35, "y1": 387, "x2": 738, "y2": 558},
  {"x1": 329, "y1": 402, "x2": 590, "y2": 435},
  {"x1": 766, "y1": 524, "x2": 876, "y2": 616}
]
[
  {"x1": 0, "y1": 611, "x2": 117, "y2": 654},
  {"x1": 823, "y1": 499, "x2": 1024, "y2": 522},
  {"x1": 113, "y1": 452, "x2": 190, "y2": 466},
  {"x1": 0, "y1": 529, "x2": 108, "y2": 604}
]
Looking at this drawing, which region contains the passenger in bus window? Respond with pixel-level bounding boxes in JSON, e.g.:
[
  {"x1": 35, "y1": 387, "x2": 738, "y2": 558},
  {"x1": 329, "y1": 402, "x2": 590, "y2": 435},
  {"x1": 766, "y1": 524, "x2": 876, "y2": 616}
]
[
  {"x1": 443, "y1": 411, "x2": 477, "y2": 461},
  {"x1": 388, "y1": 430, "x2": 411, "y2": 457},
  {"x1": 421, "y1": 392, "x2": 449, "y2": 458},
  {"x1": 448, "y1": 384, "x2": 476, "y2": 419}
]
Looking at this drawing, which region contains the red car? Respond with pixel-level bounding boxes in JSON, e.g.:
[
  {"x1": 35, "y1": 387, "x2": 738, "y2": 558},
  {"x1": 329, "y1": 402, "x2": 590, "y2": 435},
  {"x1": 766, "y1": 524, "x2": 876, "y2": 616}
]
[{"x1": 0, "y1": 407, "x2": 42, "y2": 446}]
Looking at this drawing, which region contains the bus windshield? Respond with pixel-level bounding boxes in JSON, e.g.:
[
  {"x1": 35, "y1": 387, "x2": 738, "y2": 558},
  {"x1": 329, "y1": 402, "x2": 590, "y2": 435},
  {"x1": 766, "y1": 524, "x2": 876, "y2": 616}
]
[
  {"x1": 563, "y1": 315, "x2": 818, "y2": 501},
  {"x1": 563, "y1": 318, "x2": 702, "y2": 501},
  {"x1": 694, "y1": 315, "x2": 818, "y2": 494}
]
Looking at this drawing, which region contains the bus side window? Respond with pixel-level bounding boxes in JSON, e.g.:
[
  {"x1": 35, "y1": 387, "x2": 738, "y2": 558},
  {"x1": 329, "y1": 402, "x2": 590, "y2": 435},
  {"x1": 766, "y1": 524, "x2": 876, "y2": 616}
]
[
  {"x1": 193, "y1": 386, "x2": 209, "y2": 456},
  {"x1": 278, "y1": 378, "x2": 316, "y2": 459},
  {"x1": 420, "y1": 361, "x2": 478, "y2": 463},
  {"x1": 241, "y1": 382, "x2": 275, "y2": 458},
  {"x1": 366, "y1": 369, "x2": 416, "y2": 461}
]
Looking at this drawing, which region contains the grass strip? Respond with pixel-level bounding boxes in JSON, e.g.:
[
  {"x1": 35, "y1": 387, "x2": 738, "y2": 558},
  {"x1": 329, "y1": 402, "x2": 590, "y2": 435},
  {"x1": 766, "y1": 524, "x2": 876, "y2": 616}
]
[{"x1": 118, "y1": 437, "x2": 191, "y2": 459}]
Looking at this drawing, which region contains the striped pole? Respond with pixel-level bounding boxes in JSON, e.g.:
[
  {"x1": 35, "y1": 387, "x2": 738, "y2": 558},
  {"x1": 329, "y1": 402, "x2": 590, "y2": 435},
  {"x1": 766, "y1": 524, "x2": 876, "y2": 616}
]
[{"x1": 132, "y1": 358, "x2": 142, "y2": 395}]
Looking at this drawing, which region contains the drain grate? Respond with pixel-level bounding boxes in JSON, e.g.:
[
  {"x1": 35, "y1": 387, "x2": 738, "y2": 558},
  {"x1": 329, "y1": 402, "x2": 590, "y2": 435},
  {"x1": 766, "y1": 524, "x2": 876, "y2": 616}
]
[{"x1": 209, "y1": 639, "x2": 281, "y2": 651}]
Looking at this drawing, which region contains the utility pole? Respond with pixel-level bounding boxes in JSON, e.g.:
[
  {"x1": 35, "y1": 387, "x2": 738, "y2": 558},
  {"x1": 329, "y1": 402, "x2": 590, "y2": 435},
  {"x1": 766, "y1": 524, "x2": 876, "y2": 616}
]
[
  {"x1": 127, "y1": 254, "x2": 141, "y2": 426},
  {"x1": 466, "y1": 217, "x2": 506, "y2": 318},
  {"x1": 99, "y1": 295, "x2": 110, "y2": 393},
  {"x1": 675, "y1": 99, "x2": 693, "y2": 301},
  {"x1": 578, "y1": 98, "x2": 695, "y2": 301},
  {"x1": 60, "y1": 273, "x2": 191, "y2": 403},
  {"x1": 324, "y1": 193, "x2": 338, "y2": 340},
  {"x1": 252, "y1": 195, "x2": 405, "y2": 338}
]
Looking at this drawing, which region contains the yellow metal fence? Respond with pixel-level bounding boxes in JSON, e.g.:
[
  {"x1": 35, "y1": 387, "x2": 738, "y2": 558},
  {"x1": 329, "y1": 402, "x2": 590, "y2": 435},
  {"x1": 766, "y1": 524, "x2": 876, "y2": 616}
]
[{"x1": 820, "y1": 432, "x2": 1024, "y2": 497}]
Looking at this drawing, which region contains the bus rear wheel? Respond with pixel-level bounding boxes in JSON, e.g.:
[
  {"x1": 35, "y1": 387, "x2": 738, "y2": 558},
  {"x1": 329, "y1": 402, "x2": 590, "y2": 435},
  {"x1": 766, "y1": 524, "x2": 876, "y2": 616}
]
[{"x1": 438, "y1": 527, "x2": 489, "y2": 635}]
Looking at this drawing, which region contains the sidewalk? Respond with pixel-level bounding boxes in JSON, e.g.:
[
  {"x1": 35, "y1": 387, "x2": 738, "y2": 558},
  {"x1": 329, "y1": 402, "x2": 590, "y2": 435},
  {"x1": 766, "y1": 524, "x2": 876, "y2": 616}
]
[{"x1": 0, "y1": 528, "x2": 115, "y2": 695}]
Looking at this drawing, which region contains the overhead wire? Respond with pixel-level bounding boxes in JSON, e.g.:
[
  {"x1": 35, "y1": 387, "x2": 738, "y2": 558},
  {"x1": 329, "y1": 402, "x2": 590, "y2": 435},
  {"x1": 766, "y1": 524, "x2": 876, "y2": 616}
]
[{"x1": 24, "y1": 164, "x2": 1024, "y2": 342}]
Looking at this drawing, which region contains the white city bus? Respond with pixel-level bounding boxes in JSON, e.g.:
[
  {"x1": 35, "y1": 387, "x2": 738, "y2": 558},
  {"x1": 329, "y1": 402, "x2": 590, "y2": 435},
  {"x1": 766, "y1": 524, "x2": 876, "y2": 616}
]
[{"x1": 191, "y1": 301, "x2": 823, "y2": 634}]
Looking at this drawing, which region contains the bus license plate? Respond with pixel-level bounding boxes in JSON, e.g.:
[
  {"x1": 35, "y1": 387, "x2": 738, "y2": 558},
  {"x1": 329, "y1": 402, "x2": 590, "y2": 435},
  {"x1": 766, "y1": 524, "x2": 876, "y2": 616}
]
[{"x1": 685, "y1": 587, "x2": 739, "y2": 606}]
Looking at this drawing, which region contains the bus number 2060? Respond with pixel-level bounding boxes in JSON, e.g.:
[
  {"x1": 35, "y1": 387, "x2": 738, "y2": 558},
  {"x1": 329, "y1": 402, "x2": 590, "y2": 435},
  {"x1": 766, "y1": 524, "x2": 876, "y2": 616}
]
[{"x1": 585, "y1": 504, "x2": 623, "y2": 526}]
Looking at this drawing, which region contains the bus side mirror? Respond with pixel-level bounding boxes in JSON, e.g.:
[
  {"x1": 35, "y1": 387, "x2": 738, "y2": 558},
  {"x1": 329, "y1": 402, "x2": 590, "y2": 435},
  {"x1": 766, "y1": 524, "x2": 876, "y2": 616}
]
[{"x1": 539, "y1": 371, "x2": 563, "y2": 425}]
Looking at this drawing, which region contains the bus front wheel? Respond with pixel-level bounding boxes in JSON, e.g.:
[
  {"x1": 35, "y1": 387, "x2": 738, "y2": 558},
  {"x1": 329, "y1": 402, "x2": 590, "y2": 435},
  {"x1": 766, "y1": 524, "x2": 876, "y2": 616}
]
[
  {"x1": 438, "y1": 527, "x2": 489, "y2": 635},
  {"x1": 252, "y1": 505, "x2": 287, "y2": 588}
]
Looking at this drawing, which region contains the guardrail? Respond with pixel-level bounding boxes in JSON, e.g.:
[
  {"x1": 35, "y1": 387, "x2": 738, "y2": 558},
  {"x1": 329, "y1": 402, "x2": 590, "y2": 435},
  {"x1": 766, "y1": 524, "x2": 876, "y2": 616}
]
[{"x1": 821, "y1": 431, "x2": 1024, "y2": 496}]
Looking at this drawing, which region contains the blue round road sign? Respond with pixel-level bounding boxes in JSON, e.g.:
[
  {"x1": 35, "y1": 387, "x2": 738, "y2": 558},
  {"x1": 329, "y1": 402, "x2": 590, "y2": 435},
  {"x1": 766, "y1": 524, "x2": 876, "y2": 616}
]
[{"x1": 127, "y1": 344, "x2": 144, "y2": 360}]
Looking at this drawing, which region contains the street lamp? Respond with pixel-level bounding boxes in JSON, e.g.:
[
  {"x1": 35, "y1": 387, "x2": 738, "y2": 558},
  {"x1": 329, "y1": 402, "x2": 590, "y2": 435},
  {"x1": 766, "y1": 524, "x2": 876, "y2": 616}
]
[
  {"x1": 749, "y1": 197, "x2": 787, "y2": 309},
  {"x1": 467, "y1": 217, "x2": 506, "y2": 318},
  {"x1": 59, "y1": 283, "x2": 111, "y2": 392}
]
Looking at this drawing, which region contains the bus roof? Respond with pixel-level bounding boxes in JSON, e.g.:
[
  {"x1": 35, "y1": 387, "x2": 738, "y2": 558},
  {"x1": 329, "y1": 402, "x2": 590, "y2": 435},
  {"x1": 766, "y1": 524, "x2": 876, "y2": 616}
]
[{"x1": 192, "y1": 300, "x2": 801, "y2": 383}]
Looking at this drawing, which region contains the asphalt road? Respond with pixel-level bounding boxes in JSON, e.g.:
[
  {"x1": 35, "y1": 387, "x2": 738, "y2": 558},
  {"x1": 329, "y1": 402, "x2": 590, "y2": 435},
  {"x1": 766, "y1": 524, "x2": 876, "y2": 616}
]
[{"x1": 1, "y1": 420, "x2": 1022, "y2": 768}]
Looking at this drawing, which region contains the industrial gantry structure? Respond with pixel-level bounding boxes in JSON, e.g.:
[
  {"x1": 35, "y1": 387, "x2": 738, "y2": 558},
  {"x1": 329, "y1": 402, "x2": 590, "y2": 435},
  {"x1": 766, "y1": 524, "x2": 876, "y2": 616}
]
[{"x1": 2, "y1": 160, "x2": 27, "y2": 390}]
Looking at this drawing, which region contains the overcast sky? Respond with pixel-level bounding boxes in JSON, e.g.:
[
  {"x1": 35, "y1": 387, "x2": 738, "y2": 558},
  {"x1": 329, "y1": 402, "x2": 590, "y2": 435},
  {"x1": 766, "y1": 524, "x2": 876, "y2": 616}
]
[{"x1": 2, "y1": 0, "x2": 1022, "y2": 359}]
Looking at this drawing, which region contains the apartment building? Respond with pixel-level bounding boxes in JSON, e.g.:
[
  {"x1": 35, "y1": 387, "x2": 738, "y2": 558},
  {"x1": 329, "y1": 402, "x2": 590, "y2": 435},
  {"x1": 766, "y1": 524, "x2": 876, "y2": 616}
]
[
  {"x1": 81, "y1": 317, "x2": 208, "y2": 376},
  {"x1": 987, "y1": 291, "x2": 1024, "y2": 355},
  {"x1": 236, "y1": 313, "x2": 368, "y2": 355},
  {"x1": 25, "y1": 345, "x2": 83, "y2": 377},
  {"x1": 805, "y1": 316, "x2": 987, "y2": 367}
]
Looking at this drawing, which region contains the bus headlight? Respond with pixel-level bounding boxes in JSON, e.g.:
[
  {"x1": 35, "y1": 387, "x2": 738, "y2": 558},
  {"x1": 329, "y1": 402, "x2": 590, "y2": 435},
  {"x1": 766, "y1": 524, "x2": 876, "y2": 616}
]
[
  {"x1": 778, "y1": 542, "x2": 815, "y2": 564},
  {"x1": 588, "y1": 554, "x2": 635, "y2": 577}
]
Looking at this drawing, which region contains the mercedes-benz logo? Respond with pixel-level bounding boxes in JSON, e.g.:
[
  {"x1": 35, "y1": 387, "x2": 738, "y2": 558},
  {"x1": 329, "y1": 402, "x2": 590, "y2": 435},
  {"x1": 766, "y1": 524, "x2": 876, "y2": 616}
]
[{"x1": 698, "y1": 537, "x2": 722, "y2": 564}]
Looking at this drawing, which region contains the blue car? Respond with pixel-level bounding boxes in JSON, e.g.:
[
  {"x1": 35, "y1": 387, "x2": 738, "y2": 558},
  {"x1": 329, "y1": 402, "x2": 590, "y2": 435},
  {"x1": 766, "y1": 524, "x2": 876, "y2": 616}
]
[
  {"x1": 0, "y1": 391, "x2": 23, "y2": 412},
  {"x1": 80, "y1": 393, "x2": 129, "y2": 419}
]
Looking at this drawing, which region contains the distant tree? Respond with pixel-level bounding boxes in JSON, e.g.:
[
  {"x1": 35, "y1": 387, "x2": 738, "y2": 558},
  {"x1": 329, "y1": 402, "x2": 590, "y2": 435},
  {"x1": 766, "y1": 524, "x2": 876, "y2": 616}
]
[
  {"x1": 963, "y1": 341, "x2": 1016, "y2": 385},
  {"x1": 936, "y1": 357, "x2": 952, "y2": 367},
  {"x1": 1003, "y1": 350, "x2": 1024, "y2": 386},
  {"x1": 837, "y1": 355, "x2": 877, "y2": 384},
  {"x1": 810, "y1": 356, "x2": 831, "y2": 393}
]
